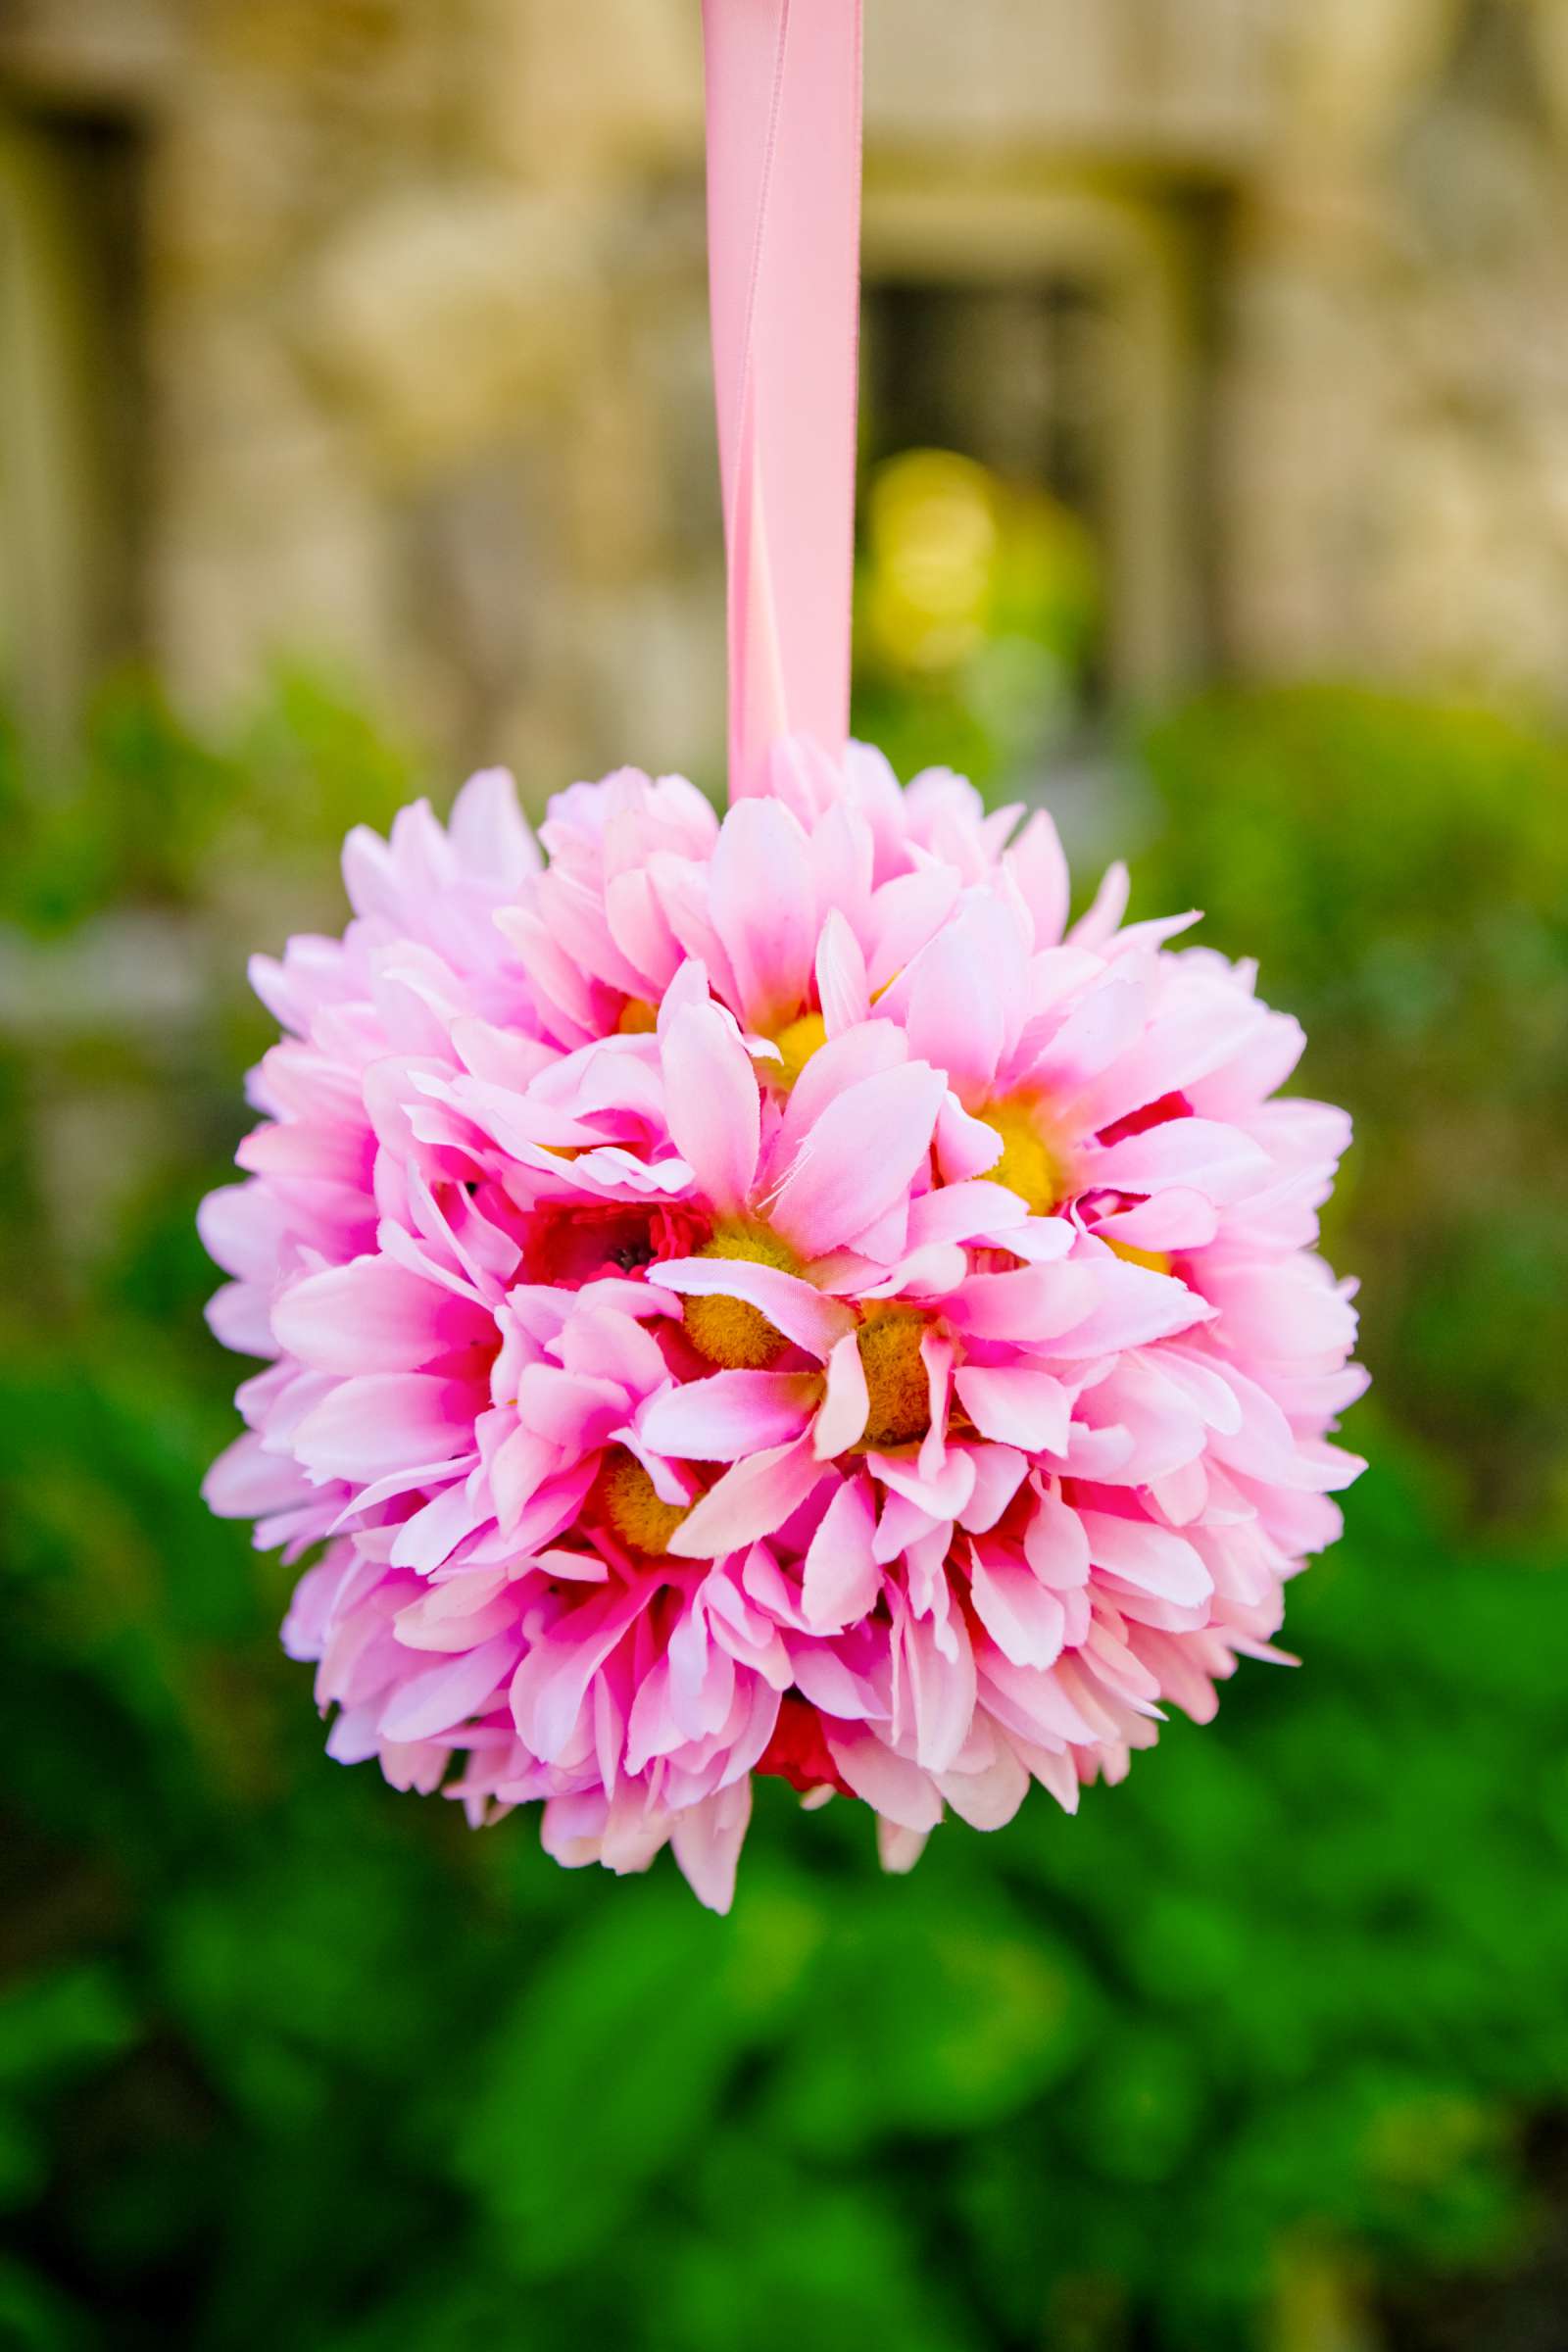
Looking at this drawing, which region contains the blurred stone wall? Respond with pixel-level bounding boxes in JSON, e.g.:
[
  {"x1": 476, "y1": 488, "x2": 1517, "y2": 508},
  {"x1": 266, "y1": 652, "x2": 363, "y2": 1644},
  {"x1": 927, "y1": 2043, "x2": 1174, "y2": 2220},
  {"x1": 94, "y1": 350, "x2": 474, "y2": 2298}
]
[{"x1": 4, "y1": 0, "x2": 1568, "y2": 793}]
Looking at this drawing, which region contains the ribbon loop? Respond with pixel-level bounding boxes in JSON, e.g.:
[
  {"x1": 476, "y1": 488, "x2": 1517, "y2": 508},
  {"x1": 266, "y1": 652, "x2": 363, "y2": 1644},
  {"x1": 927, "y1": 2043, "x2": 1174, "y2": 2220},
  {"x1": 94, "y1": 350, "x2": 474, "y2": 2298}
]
[{"x1": 703, "y1": 0, "x2": 864, "y2": 798}]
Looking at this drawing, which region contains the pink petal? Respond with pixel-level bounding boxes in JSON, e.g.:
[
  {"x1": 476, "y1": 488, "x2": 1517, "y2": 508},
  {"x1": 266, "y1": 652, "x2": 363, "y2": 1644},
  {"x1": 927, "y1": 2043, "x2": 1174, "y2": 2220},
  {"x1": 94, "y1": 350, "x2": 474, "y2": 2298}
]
[
  {"x1": 809, "y1": 797, "x2": 875, "y2": 925},
  {"x1": 917, "y1": 1330, "x2": 955, "y2": 1484},
  {"x1": 813, "y1": 1332, "x2": 870, "y2": 1458},
  {"x1": 905, "y1": 898, "x2": 1013, "y2": 1097},
  {"x1": 605, "y1": 865, "x2": 679, "y2": 992},
  {"x1": 896, "y1": 1605, "x2": 976, "y2": 1773},
  {"x1": 388, "y1": 1480, "x2": 486, "y2": 1572},
  {"x1": 824, "y1": 1729, "x2": 944, "y2": 1832},
  {"x1": 1067, "y1": 858, "x2": 1130, "y2": 948},
  {"x1": 980, "y1": 1652, "x2": 1102, "y2": 1751},
  {"x1": 870, "y1": 1447, "x2": 977, "y2": 1522},
  {"x1": 853, "y1": 1240, "x2": 967, "y2": 1299},
  {"x1": 509, "y1": 1583, "x2": 655, "y2": 1760},
  {"x1": 530, "y1": 1546, "x2": 612, "y2": 1585},
  {"x1": 670, "y1": 1779, "x2": 754, "y2": 1914},
  {"x1": 514, "y1": 1365, "x2": 629, "y2": 1452},
  {"x1": 1200, "y1": 1259, "x2": 1359, "y2": 1362},
  {"x1": 202, "y1": 1432, "x2": 310, "y2": 1519},
  {"x1": 668, "y1": 1436, "x2": 825, "y2": 1559},
  {"x1": 906, "y1": 1181, "x2": 1027, "y2": 1251},
  {"x1": 1079, "y1": 1509, "x2": 1212, "y2": 1605},
  {"x1": 656, "y1": 1257, "x2": 856, "y2": 1359},
  {"x1": 394, "y1": 1568, "x2": 513, "y2": 1646},
  {"x1": 710, "y1": 798, "x2": 815, "y2": 1027},
  {"x1": 788, "y1": 1639, "x2": 884, "y2": 1721},
  {"x1": 968, "y1": 1548, "x2": 1067, "y2": 1670},
  {"x1": 938, "y1": 1732, "x2": 1031, "y2": 1830},
  {"x1": 198, "y1": 1180, "x2": 292, "y2": 1281},
  {"x1": 866, "y1": 866, "x2": 962, "y2": 992},
  {"x1": 378, "y1": 1631, "x2": 519, "y2": 1743},
  {"x1": 1005, "y1": 808, "x2": 1070, "y2": 946},
  {"x1": 844, "y1": 1196, "x2": 911, "y2": 1267},
  {"x1": 1013, "y1": 1737, "x2": 1081, "y2": 1814},
  {"x1": 205, "y1": 1281, "x2": 275, "y2": 1358},
  {"x1": 554, "y1": 1300, "x2": 670, "y2": 1394},
  {"x1": 1048, "y1": 1261, "x2": 1214, "y2": 1356},
  {"x1": 1028, "y1": 972, "x2": 1147, "y2": 1096},
  {"x1": 956, "y1": 1444, "x2": 1029, "y2": 1533},
  {"x1": 1066, "y1": 987, "x2": 1261, "y2": 1135},
  {"x1": 801, "y1": 1474, "x2": 881, "y2": 1628},
  {"x1": 877, "y1": 1820, "x2": 930, "y2": 1872},
  {"x1": 447, "y1": 765, "x2": 538, "y2": 887},
  {"x1": 639, "y1": 1371, "x2": 817, "y2": 1461},
  {"x1": 775, "y1": 1021, "x2": 908, "y2": 1159},
  {"x1": 1209, "y1": 1371, "x2": 1366, "y2": 1494},
  {"x1": 815, "y1": 908, "x2": 871, "y2": 1034},
  {"x1": 488, "y1": 1426, "x2": 557, "y2": 1531},
  {"x1": 661, "y1": 999, "x2": 761, "y2": 1213},
  {"x1": 770, "y1": 1059, "x2": 947, "y2": 1257},
  {"x1": 1024, "y1": 1487, "x2": 1092, "y2": 1589},
  {"x1": 327, "y1": 1450, "x2": 477, "y2": 1531},
  {"x1": 954, "y1": 1364, "x2": 1075, "y2": 1454},
  {"x1": 1093, "y1": 1190, "x2": 1218, "y2": 1251},
  {"x1": 1080, "y1": 1118, "x2": 1271, "y2": 1205},
  {"x1": 934, "y1": 1093, "x2": 1006, "y2": 1184},
  {"x1": 294, "y1": 1374, "x2": 467, "y2": 1483},
  {"x1": 873, "y1": 1487, "x2": 943, "y2": 1565},
  {"x1": 950, "y1": 1263, "x2": 1100, "y2": 1344}
]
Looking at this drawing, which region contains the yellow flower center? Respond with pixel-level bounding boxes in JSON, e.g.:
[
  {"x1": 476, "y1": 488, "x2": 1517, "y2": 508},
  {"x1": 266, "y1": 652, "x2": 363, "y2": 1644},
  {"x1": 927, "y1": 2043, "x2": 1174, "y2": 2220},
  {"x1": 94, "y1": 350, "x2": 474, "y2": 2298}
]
[
  {"x1": 616, "y1": 997, "x2": 660, "y2": 1035},
  {"x1": 978, "y1": 1097, "x2": 1070, "y2": 1216},
  {"x1": 593, "y1": 1447, "x2": 688, "y2": 1555},
  {"x1": 1104, "y1": 1238, "x2": 1172, "y2": 1276},
  {"x1": 684, "y1": 1224, "x2": 803, "y2": 1369},
  {"x1": 858, "y1": 1311, "x2": 932, "y2": 1449},
  {"x1": 770, "y1": 1010, "x2": 828, "y2": 1090}
]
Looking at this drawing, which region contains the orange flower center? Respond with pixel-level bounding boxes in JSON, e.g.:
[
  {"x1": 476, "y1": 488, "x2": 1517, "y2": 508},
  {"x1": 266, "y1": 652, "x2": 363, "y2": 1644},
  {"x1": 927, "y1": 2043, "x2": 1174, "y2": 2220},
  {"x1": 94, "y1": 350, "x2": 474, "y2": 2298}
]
[
  {"x1": 858, "y1": 1311, "x2": 932, "y2": 1448},
  {"x1": 684, "y1": 1224, "x2": 802, "y2": 1370},
  {"x1": 978, "y1": 1096, "x2": 1070, "y2": 1215},
  {"x1": 770, "y1": 1010, "x2": 827, "y2": 1090},
  {"x1": 593, "y1": 1447, "x2": 688, "y2": 1556},
  {"x1": 1104, "y1": 1238, "x2": 1172, "y2": 1276}
]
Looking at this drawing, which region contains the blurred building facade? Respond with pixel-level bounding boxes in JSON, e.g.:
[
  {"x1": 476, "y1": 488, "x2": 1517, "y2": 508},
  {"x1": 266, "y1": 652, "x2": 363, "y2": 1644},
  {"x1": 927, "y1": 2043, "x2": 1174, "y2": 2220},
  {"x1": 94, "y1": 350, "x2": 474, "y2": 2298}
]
[{"x1": 4, "y1": 0, "x2": 1568, "y2": 786}]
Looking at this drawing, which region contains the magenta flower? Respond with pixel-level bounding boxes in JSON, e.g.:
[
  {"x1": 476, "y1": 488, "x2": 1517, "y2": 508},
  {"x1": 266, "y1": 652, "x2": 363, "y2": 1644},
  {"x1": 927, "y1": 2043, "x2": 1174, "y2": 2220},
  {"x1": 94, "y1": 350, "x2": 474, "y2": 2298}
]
[{"x1": 201, "y1": 743, "x2": 1365, "y2": 1909}]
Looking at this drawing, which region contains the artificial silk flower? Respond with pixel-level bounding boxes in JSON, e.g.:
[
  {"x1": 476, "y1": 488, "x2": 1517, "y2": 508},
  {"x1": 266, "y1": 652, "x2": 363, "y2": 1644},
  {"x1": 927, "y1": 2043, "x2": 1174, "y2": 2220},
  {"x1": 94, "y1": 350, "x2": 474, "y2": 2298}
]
[{"x1": 201, "y1": 745, "x2": 1364, "y2": 1909}]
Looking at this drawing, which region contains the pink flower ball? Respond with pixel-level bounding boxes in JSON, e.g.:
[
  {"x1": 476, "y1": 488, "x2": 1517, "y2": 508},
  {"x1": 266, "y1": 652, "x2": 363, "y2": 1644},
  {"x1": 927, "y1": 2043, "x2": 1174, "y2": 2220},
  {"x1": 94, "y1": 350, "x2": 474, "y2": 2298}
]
[{"x1": 201, "y1": 741, "x2": 1365, "y2": 1910}]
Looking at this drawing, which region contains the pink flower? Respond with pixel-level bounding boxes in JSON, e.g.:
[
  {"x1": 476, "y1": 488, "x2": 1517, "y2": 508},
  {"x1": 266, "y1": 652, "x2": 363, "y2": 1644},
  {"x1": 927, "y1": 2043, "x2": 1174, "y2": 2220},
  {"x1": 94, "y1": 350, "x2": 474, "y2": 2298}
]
[{"x1": 202, "y1": 747, "x2": 1365, "y2": 1910}]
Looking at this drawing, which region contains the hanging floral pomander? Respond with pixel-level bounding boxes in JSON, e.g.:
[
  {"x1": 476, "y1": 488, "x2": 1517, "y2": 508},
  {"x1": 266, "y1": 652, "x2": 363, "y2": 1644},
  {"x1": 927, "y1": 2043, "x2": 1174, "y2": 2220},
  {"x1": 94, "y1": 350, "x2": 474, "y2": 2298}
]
[{"x1": 201, "y1": 1, "x2": 1364, "y2": 1910}]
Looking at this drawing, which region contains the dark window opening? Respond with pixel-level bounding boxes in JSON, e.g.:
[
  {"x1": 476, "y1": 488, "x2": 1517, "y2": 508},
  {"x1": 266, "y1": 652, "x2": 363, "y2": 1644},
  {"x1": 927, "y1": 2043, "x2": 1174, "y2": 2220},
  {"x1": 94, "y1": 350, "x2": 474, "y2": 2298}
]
[
  {"x1": 0, "y1": 97, "x2": 148, "y2": 756},
  {"x1": 856, "y1": 278, "x2": 1118, "y2": 790},
  {"x1": 855, "y1": 193, "x2": 1229, "y2": 798}
]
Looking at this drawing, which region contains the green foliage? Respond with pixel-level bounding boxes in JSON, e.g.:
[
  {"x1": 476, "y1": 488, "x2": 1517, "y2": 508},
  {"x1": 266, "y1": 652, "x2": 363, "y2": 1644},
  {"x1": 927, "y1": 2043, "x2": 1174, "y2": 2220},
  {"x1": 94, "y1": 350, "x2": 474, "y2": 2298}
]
[
  {"x1": 851, "y1": 450, "x2": 1102, "y2": 792},
  {"x1": 2, "y1": 676, "x2": 1566, "y2": 2349},
  {"x1": 1139, "y1": 686, "x2": 1568, "y2": 1529},
  {"x1": 0, "y1": 664, "x2": 422, "y2": 938}
]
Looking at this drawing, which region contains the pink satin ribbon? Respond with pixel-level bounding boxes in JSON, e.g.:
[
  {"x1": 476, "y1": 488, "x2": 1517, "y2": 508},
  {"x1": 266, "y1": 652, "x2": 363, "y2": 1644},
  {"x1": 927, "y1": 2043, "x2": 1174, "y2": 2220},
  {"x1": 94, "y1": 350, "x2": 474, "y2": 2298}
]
[{"x1": 703, "y1": 0, "x2": 864, "y2": 797}]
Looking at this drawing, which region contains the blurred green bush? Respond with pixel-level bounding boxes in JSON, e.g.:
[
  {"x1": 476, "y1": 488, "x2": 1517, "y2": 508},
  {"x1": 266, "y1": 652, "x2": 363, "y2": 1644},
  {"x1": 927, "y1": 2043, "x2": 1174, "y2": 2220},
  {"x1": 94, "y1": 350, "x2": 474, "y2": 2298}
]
[
  {"x1": 1139, "y1": 686, "x2": 1568, "y2": 1532},
  {"x1": 2, "y1": 675, "x2": 1566, "y2": 2351},
  {"x1": 851, "y1": 448, "x2": 1102, "y2": 791}
]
